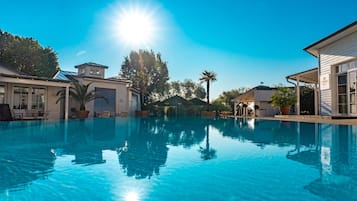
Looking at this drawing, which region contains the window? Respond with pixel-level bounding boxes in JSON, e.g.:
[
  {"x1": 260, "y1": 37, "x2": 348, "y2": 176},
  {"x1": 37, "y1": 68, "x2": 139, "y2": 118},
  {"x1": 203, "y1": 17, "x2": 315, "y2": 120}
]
[
  {"x1": 0, "y1": 86, "x2": 5, "y2": 104},
  {"x1": 32, "y1": 88, "x2": 45, "y2": 112},
  {"x1": 89, "y1": 68, "x2": 101, "y2": 75},
  {"x1": 337, "y1": 73, "x2": 347, "y2": 114},
  {"x1": 336, "y1": 59, "x2": 357, "y2": 73},
  {"x1": 336, "y1": 59, "x2": 357, "y2": 114},
  {"x1": 79, "y1": 68, "x2": 85, "y2": 75},
  {"x1": 13, "y1": 86, "x2": 29, "y2": 109},
  {"x1": 94, "y1": 88, "x2": 115, "y2": 115}
]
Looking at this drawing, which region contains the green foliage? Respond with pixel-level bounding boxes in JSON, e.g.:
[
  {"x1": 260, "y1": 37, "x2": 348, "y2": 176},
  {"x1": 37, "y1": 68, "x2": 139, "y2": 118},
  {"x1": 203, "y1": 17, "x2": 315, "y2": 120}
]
[
  {"x1": 213, "y1": 88, "x2": 249, "y2": 111},
  {"x1": 193, "y1": 85, "x2": 206, "y2": 99},
  {"x1": 211, "y1": 99, "x2": 231, "y2": 111},
  {"x1": 120, "y1": 50, "x2": 169, "y2": 106},
  {"x1": 199, "y1": 70, "x2": 217, "y2": 111},
  {"x1": 0, "y1": 30, "x2": 59, "y2": 77},
  {"x1": 56, "y1": 82, "x2": 108, "y2": 111},
  {"x1": 156, "y1": 79, "x2": 206, "y2": 101},
  {"x1": 271, "y1": 86, "x2": 297, "y2": 107}
]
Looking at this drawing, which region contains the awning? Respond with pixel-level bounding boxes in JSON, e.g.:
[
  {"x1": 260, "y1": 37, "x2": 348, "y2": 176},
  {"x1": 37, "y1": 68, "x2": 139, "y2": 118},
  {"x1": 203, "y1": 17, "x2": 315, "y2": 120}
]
[
  {"x1": 0, "y1": 73, "x2": 71, "y2": 87},
  {"x1": 286, "y1": 68, "x2": 318, "y2": 84}
]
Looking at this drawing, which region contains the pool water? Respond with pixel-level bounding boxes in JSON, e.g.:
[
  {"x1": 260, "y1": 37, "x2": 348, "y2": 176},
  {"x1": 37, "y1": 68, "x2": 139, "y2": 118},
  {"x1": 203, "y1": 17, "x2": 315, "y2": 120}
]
[{"x1": 0, "y1": 117, "x2": 356, "y2": 201}]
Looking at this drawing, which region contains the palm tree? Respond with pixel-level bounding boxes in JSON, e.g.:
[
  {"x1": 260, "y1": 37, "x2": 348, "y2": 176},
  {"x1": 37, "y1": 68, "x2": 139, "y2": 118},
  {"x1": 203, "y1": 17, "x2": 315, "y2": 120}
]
[
  {"x1": 199, "y1": 70, "x2": 217, "y2": 111},
  {"x1": 56, "y1": 82, "x2": 108, "y2": 111}
]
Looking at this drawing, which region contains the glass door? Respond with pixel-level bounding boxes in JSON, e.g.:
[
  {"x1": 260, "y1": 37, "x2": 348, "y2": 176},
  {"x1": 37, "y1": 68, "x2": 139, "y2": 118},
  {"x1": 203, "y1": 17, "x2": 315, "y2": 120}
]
[
  {"x1": 348, "y1": 68, "x2": 357, "y2": 115},
  {"x1": 337, "y1": 73, "x2": 347, "y2": 114}
]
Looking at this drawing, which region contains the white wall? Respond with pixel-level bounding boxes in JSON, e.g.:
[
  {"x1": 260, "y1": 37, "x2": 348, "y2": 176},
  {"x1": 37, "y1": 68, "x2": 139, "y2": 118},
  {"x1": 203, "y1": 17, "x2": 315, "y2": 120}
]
[
  {"x1": 47, "y1": 87, "x2": 62, "y2": 119},
  {"x1": 254, "y1": 89, "x2": 277, "y2": 101},
  {"x1": 255, "y1": 101, "x2": 279, "y2": 117},
  {"x1": 79, "y1": 79, "x2": 130, "y2": 117},
  {"x1": 319, "y1": 31, "x2": 357, "y2": 116},
  {"x1": 129, "y1": 92, "x2": 140, "y2": 115},
  {"x1": 0, "y1": 82, "x2": 63, "y2": 119}
]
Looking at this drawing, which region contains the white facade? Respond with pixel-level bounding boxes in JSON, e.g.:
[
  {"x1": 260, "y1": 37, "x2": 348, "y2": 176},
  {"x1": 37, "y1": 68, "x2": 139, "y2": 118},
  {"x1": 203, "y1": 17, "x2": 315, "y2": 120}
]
[
  {"x1": 53, "y1": 63, "x2": 141, "y2": 118},
  {"x1": 233, "y1": 86, "x2": 280, "y2": 117},
  {"x1": 305, "y1": 21, "x2": 357, "y2": 117},
  {"x1": 76, "y1": 77, "x2": 138, "y2": 117},
  {"x1": 0, "y1": 70, "x2": 71, "y2": 120},
  {"x1": 0, "y1": 62, "x2": 140, "y2": 120}
]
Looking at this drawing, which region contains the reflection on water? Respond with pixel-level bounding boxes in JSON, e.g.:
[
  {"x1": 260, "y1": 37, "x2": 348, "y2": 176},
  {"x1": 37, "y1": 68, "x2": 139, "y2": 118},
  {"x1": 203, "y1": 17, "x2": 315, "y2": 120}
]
[
  {"x1": 0, "y1": 117, "x2": 356, "y2": 200},
  {"x1": 0, "y1": 148, "x2": 55, "y2": 192},
  {"x1": 198, "y1": 123, "x2": 216, "y2": 160},
  {"x1": 117, "y1": 118, "x2": 168, "y2": 179}
]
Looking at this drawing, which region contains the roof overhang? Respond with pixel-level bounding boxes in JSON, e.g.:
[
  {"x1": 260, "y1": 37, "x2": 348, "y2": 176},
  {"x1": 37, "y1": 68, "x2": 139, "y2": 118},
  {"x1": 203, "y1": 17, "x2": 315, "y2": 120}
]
[
  {"x1": 304, "y1": 21, "x2": 357, "y2": 57},
  {"x1": 75, "y1": 62, "x2": 108, "y2": 69},
  {"x1": 80, "y1": 77, "x2": 131, "y2": 85},
  {"x1": 286, "y1": 68, "x2": 318, "y2": 84},
  {"x1": 0, "y1": 73, "x2": 71, "y2": 87},
  {"x1": 233, "y1": 90, "x2": 255, "y2": 102}
]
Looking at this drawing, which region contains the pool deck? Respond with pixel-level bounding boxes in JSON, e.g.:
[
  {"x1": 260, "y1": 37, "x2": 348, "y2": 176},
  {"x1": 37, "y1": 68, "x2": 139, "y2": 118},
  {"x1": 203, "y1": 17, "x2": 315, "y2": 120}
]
[{"x1": 254, "y1": 115, "x2": 357, "y2": 125}]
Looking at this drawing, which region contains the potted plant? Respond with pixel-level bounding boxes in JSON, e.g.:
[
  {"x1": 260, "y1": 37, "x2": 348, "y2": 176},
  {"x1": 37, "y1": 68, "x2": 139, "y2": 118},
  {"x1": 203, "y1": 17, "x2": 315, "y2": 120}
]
[
  {"x1": 56, "y1": 82, "x2": 108, "y2": 118},
  {"x1": 271, "y1": 86, "x2": 296, "y2": 115}
]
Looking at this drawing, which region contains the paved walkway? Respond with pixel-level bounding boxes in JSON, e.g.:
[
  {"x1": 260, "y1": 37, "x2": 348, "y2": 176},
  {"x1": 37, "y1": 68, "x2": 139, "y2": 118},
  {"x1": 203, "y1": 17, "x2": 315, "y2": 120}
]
[{"x1": 254, "y1": 115, "x2": 357, "y2": 125}]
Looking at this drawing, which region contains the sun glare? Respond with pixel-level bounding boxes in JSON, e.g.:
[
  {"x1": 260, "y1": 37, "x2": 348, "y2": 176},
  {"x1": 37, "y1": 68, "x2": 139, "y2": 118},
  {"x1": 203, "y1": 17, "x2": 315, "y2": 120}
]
[
  {"x1": 114, "y1": 6, "x2": 156, "y2": 48},
  {"x1": 124, "y1": 191, "x2": 139, "y2": 201}
]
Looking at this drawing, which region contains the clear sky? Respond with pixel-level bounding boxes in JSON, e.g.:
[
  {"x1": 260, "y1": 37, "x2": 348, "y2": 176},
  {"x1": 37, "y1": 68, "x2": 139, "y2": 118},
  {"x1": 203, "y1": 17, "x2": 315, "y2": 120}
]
[{"x1": 1, "y1": 0, "x2": 357, "y2": 99}]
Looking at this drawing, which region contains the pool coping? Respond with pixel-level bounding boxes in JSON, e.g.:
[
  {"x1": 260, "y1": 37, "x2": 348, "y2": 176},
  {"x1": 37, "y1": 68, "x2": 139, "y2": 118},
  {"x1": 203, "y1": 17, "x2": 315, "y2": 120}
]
[{"x1": 253, "y1": 115, "x2": 357, "y2": 125}]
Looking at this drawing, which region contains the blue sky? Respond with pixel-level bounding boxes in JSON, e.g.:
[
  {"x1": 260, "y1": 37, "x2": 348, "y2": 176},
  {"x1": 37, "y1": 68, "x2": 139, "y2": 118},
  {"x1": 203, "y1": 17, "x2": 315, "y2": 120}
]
[{"x1": 1, "y1": 0, "x2": 357, "y2": 99}]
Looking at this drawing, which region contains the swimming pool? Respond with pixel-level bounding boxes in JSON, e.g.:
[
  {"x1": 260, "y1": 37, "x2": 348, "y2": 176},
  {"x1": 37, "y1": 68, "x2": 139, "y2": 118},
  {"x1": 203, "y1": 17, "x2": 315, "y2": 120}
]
[{"x1": 0, "y1": 117, "x2": 356, "y2": 200}]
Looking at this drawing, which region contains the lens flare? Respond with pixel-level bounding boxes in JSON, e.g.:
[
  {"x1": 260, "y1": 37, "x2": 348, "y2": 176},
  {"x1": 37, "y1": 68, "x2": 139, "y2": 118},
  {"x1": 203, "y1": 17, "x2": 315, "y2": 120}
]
[{"x1": 113, "y1": 5, "x2": 157, "y2": 48}]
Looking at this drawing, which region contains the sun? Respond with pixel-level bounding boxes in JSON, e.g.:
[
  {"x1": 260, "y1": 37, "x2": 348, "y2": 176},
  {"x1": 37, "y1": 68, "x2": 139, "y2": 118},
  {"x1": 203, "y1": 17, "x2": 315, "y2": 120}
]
[{"x1": 114, "y1": 6, "x2": 156, "y2": 48}]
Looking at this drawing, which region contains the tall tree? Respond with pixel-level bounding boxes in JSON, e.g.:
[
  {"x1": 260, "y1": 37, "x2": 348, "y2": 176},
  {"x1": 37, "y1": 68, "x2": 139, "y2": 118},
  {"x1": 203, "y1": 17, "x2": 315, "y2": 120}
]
[
  {"x1": 120, "y1": 50, "x2": 169, "y2": 107},
  {"x1": 157, "y1": 80, "x2": 206, "y2": 101},
  {"x1": 199, "y1": 70, "x2": 217, "y2": 111},
  {"x1": 182, "y1": 79, "x2": 196, "y2": 99},
  {"x1": 0, "y1": 30, "x2": 59, "y2": 77}
]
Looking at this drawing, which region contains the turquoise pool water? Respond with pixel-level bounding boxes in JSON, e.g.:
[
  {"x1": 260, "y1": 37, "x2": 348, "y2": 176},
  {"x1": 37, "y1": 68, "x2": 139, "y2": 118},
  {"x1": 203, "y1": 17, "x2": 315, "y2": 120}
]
[{"x1": 0, "y1": 117, "x2": 356, "y2": 200}]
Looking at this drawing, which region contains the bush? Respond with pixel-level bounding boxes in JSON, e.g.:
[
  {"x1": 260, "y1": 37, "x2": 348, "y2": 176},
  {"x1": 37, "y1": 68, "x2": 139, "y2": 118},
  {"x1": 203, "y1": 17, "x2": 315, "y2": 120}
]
[{"x1": 271, "y1": 86, "x2": 296, "y2": 107}]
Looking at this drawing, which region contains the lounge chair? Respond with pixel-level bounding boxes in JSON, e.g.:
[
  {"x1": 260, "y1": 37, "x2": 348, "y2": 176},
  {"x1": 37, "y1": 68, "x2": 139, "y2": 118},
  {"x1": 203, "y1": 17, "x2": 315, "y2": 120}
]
[
  {"x1": 98, "y1": 111, "x2": 111, "y2": 118},
  {"x1": 0, "y1": 104, "x2": 13, "y2": 121}
]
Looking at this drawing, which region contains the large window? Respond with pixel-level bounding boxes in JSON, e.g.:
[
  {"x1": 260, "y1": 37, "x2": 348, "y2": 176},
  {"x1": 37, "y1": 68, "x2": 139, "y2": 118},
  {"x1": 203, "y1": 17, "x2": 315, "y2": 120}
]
[
  {"x1": 336, "y1": 59, "x2": 357, "y2": 114},
  {"x1": 0, "y1": 86, "x2": 5, "y2": 104},
  {"x1": 12, "y1": 86, "x2": 46, "y2": 112},
  {"x1": 32, "y1": 88, "x2": 45, "y2": 112},
  {"x1": 94, "y1": 88, "x2": 116, "y2": 115},
  {"x1": 13, "y1": 86, "x2": 29, "y2": 109}
]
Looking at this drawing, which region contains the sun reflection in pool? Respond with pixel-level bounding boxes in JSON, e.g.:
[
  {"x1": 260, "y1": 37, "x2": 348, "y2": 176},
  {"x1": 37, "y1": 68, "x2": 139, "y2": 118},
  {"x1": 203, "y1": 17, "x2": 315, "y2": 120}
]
[{"x1": 124, "y1": 191, "x2": 139, "y2": 201}]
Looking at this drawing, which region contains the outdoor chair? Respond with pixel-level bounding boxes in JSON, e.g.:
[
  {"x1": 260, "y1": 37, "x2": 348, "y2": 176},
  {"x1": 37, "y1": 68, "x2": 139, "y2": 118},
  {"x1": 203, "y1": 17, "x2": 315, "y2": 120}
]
[
  {"x1": 99, "y1": 111, "x2": 111, "y2": 118},
  {"x1": 0, "y1": 104, "x2": 13, "y2": 121}
]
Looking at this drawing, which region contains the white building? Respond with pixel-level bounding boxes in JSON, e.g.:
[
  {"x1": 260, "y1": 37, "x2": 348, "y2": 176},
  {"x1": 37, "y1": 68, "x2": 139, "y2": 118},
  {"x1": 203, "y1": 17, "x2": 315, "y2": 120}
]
[
  {"x1": 0, "y1": 62, "x2": 140, "y2": 120},
  {"x1": 233, "y1": 85, "x2": 280, "y2": 117},
  {"x1": 0, "y1": 64, "x2": 71, "y2": 120},
  {"x1": 291, "y1": 21, "x2": 357, "y2": 117}
]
